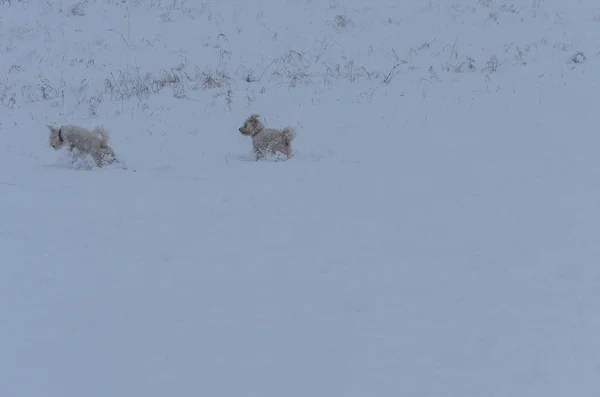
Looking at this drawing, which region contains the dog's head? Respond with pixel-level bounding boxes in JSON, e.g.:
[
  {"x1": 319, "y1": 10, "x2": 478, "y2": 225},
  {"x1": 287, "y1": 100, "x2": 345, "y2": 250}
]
[
  {"x1": 47, "y1": 125, "x2": 65, "y2": 150},
  {"x1": 239, "y1": 114, "x2": 264, "y2": 137}
]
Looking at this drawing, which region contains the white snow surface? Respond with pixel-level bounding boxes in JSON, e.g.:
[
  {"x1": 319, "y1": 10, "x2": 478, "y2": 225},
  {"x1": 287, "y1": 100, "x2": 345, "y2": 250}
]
[{"x1": 1, "y1": 0, "x2": 600, "y2": 395}]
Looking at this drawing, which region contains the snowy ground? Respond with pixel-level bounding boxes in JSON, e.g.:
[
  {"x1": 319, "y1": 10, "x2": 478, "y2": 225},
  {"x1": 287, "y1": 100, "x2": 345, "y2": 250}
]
[{"x1": 1, "y1": 0, "x2": 600, "y2": 396}]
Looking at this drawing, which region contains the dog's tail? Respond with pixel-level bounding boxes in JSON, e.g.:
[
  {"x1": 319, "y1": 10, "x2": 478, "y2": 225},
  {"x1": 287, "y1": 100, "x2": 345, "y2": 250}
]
[
  {"x1": 282, "y1": 126, "x2": 296, "y2": 144},
  {"x1": 94, "y1": 125, "x2": 110, "y2": 143}
]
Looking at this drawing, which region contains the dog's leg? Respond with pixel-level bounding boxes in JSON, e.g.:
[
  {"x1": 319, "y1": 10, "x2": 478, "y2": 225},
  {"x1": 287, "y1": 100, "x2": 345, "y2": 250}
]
[
  {"x1": 105, "y1": 147, "x2": 117, "y2": 164},
  {"x1": 254, "y1": 146, "x2": 265, "y2": 161},
  {"x1": 99, "y1": 144, "x2": 118, "y2": 166},
  {"x1": 92, "y1": 151, "x2": 104, "y2": 167}
]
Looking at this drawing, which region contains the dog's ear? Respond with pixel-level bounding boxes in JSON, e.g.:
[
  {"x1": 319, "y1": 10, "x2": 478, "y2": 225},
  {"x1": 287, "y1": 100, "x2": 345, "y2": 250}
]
[
  {"x1": 47, "y1": 125, "x2": 56, "y2": 133},
  {"x1": 249, "y1": 114, "x2": 261, "y2": 126}
]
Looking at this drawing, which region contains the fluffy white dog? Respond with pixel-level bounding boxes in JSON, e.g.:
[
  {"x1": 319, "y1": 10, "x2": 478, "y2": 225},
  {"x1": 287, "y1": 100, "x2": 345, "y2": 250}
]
[
  {"x1": 47, "y1": 124, "x2": 118, "y2": 167},
  {"x1": 238, "y1": 114, "x2": 296, "y2": 160}
]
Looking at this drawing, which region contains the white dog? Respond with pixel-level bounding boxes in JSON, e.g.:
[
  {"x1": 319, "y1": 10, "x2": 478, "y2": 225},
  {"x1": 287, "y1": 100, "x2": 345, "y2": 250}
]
[
  {"x1": 238, "y1": 114, "x2": 296, "y2": 160},
  {"x1": 47, "y1": 124, "x2": 118, "y2": 167}
]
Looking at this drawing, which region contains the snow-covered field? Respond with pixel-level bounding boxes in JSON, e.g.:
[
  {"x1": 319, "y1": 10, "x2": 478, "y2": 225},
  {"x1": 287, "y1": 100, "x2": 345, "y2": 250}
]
[{"x1": 2, "y1": 0, "x2": 600, "y2": 395}]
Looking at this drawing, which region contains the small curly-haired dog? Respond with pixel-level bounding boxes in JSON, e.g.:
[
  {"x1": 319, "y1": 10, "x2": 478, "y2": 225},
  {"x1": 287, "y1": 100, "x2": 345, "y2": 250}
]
[
  {"x1": 47, "y1": 124, "x2": 118, "y2": 167},
  {"x1": 239, "y1": 114, "x2": 295, "y2": 160}
]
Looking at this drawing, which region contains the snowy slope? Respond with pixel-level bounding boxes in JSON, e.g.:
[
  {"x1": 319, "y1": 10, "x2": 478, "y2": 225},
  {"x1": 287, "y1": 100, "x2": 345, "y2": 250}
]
[{"x1": 1, "y1": 0, "x2": 600, "y2": 396}]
